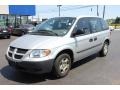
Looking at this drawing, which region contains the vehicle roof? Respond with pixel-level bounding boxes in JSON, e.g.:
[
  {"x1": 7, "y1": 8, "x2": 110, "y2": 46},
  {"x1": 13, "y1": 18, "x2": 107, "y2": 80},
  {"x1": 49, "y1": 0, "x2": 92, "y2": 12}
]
[
  {"x1": 76, "y1": 15, "x2": 100, "y2": 19},
  {"x1": 51, "y1": 16, "x2": 101, "y2": 19}
]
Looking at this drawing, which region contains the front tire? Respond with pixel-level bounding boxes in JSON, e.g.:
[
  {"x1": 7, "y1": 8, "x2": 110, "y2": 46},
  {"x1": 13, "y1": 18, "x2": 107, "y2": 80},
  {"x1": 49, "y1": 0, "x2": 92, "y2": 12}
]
[
  {"x1": 53, "y1": 53, "x2": 71, "y2": 78},
  {"x1": 99, "y1": 41, "x2": 109, "y2": 57}
]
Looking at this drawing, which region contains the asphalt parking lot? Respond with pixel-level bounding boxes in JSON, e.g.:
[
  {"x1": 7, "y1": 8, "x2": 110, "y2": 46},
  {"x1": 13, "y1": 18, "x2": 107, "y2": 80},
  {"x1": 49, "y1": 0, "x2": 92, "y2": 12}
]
[{"x1": 0, "y1": 30, "x2": 120, "y2": 85}]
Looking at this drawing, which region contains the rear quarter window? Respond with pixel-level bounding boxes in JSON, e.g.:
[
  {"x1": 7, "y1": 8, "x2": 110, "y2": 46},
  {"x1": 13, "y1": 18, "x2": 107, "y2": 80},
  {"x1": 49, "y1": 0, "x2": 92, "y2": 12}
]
[
  {"x1": 89, "y1": 18, "x2": 102, "y2": 33},
  {"x1": 100, "y1": 19, "x2": 109, "y2": 30}
]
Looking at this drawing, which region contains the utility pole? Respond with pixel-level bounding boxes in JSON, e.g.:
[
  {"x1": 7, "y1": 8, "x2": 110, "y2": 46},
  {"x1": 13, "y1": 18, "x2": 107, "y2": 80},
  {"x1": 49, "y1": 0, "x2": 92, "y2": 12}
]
[
  {"x1": 97, "y1": 5, "x2": 99, "y2": 16},
  {"x1": 103, "y1": 5, "x2": 106, "y2": 19},
  {"x1": 20, "y1": 16, "x2": 22, "y2": 24},
  {"x1": 6, "y1": 15, "x2": 9, "y2": 26},
  {"x1": 57, "y1": 5, "x2": 62, "y2": 17},
  {"x1": 14, "y1": 15, "x2": 17, "y2": 28},
  {"x1": 31, "y1": 16, "x2": 34, "y2": 22}
]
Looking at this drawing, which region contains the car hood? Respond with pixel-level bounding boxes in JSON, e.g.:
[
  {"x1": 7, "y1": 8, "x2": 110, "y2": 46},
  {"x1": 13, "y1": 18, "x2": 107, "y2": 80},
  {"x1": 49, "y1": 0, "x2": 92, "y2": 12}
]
[
  {"x1": 14, "y1": 28, "x2": 26, "y2": 30},
  {"x1": 10, "y1": 35, "x2": 63, "y2": 49}
]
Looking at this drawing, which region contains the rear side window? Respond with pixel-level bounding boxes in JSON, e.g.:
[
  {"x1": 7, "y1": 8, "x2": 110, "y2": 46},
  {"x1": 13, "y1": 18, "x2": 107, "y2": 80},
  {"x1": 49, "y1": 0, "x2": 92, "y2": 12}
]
[
  {"x1": 100, "y1": 19, "x2": 109, "y2": 30},
  {"x1": 89, "y1": 18, "x2": 102, "y2": 33}
]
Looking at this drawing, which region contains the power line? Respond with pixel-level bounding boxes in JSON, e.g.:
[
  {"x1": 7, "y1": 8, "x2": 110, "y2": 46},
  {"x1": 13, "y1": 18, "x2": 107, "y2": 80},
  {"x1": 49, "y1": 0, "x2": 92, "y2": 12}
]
[
  {"x1": 61, "y1": 5, "x2": 96, "y2": 12},
  {"x1": 39, "y1": 5, "x2": 97, "y2": 13}
]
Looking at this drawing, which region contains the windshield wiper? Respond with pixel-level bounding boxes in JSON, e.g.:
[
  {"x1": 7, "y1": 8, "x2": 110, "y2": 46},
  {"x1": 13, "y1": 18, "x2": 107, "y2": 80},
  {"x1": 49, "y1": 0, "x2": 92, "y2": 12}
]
[{"x1": 37, "y1": 30, "x2": 59, "y2": 36}]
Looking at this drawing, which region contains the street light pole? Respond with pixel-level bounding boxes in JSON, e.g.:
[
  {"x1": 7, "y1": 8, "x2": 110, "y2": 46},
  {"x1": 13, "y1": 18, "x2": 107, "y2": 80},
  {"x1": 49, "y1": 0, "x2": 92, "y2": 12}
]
[{"x1": 57, "y1": 5, "x2": 62, "y2": 17}]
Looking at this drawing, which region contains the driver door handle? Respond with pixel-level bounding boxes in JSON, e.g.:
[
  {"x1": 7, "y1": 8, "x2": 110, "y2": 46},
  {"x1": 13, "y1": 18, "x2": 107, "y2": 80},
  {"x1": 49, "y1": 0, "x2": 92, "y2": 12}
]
[{"x1": 89, "y1": 38, "x2": 93, "y2": 42}]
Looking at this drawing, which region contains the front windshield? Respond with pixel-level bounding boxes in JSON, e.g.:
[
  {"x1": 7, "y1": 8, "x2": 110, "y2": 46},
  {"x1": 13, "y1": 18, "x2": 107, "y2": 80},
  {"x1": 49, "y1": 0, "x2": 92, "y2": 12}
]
[{"x1": 29, "y1": 17, "x2": 76, "y2": 36}]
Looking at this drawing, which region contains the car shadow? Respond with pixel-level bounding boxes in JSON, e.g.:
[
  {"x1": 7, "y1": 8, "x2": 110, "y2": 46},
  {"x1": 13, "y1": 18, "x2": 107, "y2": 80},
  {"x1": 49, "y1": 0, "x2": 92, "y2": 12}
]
[
  {"x1": 0, "y1": 38, "x2": 7, "y2": 39},
  {"x1": 71, "y1": 54, "x2": 98, "y2": 69},
  {"x1": 0, "y1": 66, "x2": 55, "y2": 84},
  {"x1": 1, "y1": 54, "x2": 98, "y2": 84},
  {"x1": 11, "y1": 34, "x2": 21, "y2": 37}
]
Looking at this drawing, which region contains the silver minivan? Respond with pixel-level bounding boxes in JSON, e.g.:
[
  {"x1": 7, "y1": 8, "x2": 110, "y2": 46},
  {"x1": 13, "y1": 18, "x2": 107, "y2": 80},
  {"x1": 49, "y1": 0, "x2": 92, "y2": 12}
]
[{"x1": 6, "y1": 16, "x2": 111, "y2": 78}]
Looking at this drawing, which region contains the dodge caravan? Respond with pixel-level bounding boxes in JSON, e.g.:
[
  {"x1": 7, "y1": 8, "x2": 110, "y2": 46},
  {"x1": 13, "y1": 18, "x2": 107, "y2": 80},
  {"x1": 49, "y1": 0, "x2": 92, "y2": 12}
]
[{"x1": 6, "y1": 16, "x2": 111, "y2": 78}]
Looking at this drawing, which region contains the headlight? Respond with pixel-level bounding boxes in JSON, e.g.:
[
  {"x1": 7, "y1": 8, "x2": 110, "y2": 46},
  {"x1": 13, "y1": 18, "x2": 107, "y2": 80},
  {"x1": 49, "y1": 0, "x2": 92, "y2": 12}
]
[{"x1": 29, "y1": 49, "x2": 51, "y2": 58}]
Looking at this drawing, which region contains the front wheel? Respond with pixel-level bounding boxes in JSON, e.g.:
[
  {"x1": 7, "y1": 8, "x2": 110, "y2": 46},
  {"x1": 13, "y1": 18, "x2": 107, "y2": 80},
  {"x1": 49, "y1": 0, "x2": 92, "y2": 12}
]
[
  {"x1": 53, "y1": 53, "x2": 71, "y2": 78},
  {"x1": 99, "y1": 42, "x2": 109, "y2": 57}
]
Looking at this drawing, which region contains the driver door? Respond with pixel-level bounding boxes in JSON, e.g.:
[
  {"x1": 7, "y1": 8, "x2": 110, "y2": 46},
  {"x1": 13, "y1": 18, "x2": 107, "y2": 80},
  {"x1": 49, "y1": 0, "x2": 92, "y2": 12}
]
[{"x1": 73, "y1": 18, "x2": 95, "y2": 61}]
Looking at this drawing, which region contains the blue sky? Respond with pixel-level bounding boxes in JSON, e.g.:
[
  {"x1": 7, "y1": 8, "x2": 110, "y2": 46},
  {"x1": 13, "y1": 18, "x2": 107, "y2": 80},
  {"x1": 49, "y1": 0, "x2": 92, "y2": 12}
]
[{"x1": 36, "y1": 5, "x2": 120, "y2": 19}]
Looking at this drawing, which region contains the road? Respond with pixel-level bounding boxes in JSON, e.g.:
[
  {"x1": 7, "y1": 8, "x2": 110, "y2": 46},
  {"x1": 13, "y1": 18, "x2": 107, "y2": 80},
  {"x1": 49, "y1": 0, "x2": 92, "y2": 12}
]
[{"x1": 0, "y1": 31, "x2": 120, "y2": 85}]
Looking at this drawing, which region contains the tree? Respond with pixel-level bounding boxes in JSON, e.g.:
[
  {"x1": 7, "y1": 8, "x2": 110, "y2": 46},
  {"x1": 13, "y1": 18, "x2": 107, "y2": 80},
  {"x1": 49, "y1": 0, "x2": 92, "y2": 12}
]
[{"x1": 114, "y1": 17, "x2": 120, "y2": 24}]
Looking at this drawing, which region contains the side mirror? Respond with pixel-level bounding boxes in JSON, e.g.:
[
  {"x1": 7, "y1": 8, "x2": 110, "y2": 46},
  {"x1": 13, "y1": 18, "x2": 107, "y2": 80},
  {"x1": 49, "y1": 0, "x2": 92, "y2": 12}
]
[
  {"x1": 71, "y1": 28, "x2": 87, "y2": 37},
  {"x1": 110, "y1": 29, "x2": 113, "y2": 31}
]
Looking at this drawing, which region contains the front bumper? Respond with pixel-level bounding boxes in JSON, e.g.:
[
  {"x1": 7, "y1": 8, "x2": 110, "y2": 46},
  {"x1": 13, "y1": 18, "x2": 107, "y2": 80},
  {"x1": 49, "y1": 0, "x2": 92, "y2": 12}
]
[
  {"x1": 0, "y1": 32, "x2": 10, "y2": 37},
  {"x1": 12, "y1": 29, "x2": 27, "y2": 36},
  {"x1": 6, "y1": 55, "x2": 54, "y2": 74}
]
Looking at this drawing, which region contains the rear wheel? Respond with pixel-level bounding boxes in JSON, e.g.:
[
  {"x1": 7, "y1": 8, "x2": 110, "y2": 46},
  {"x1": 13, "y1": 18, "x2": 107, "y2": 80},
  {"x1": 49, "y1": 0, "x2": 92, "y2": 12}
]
[
  {"x1": 99, "y1": 41, "x2": 109, "y2": 57},
  {"x1": 53, "y1": 53, "x2": 71, "y2": 78}
]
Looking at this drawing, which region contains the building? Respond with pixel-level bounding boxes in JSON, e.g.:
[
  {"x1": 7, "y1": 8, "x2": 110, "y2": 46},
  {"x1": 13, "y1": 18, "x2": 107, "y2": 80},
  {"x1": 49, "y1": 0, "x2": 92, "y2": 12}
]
[{"x1": 0, "y1": 5, "x2": 36, "y2": 27}]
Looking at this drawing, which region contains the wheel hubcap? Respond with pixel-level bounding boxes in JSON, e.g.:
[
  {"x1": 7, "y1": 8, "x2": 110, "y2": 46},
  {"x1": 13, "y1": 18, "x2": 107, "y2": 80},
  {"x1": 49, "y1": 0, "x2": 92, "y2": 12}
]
[
  {"x1": 59, "y1": 58, "x2": 70, "y2": 74},
  {"x1": 104, "y1": 44, "x2": 108, "y2": 55}
]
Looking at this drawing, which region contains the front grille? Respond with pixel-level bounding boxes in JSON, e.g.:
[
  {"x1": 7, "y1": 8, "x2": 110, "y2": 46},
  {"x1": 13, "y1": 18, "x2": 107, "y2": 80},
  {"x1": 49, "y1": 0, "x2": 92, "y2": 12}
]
[
  {"x1": 8, "y1": 52, "x2": 12, "y2": 57},
  {"x1": 9, "y1": 46, "x2": 15, "y2": 51},
  {"x1": 14, "y1": 54, "x2": 23, "y2": 59},
  {"x1": 17, "y1": 48, "x2": 28, "y2": 54},
  {"x1": 8, "y1": 46, "x2": 28, "y2": 60}
]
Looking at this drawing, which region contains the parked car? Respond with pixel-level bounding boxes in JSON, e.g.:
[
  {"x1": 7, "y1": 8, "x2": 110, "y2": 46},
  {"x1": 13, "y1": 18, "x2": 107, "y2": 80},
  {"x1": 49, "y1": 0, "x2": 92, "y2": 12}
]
[
  {"x1": 12, "y1": 24, "x2": 34, "y2": 36},
  {"x1": 7, "y1": 25, "x2": 14, "y2": 34},
  {"x1": 6, "y1": 16, "x2": 111, "y2": 78},
  {"x1": 0, "y1": 25, "x2": 11, "y2": 39}
]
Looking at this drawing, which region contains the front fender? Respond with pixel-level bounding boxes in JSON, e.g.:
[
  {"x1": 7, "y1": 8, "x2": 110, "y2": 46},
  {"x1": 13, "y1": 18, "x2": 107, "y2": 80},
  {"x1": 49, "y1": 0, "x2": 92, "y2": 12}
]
[{"x1": 50, "y1": 44, "x2": 75, "y2": 60}]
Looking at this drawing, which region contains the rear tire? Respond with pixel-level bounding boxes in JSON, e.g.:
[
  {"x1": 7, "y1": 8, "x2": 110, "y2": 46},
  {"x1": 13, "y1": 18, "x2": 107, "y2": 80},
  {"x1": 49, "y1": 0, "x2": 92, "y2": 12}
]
[
  {"x1": 53, "y1": 53, "x2": 71, "y2": 78},
  {"x1": 99, "y1": 41, "x2": 109, "y2": 57}
]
